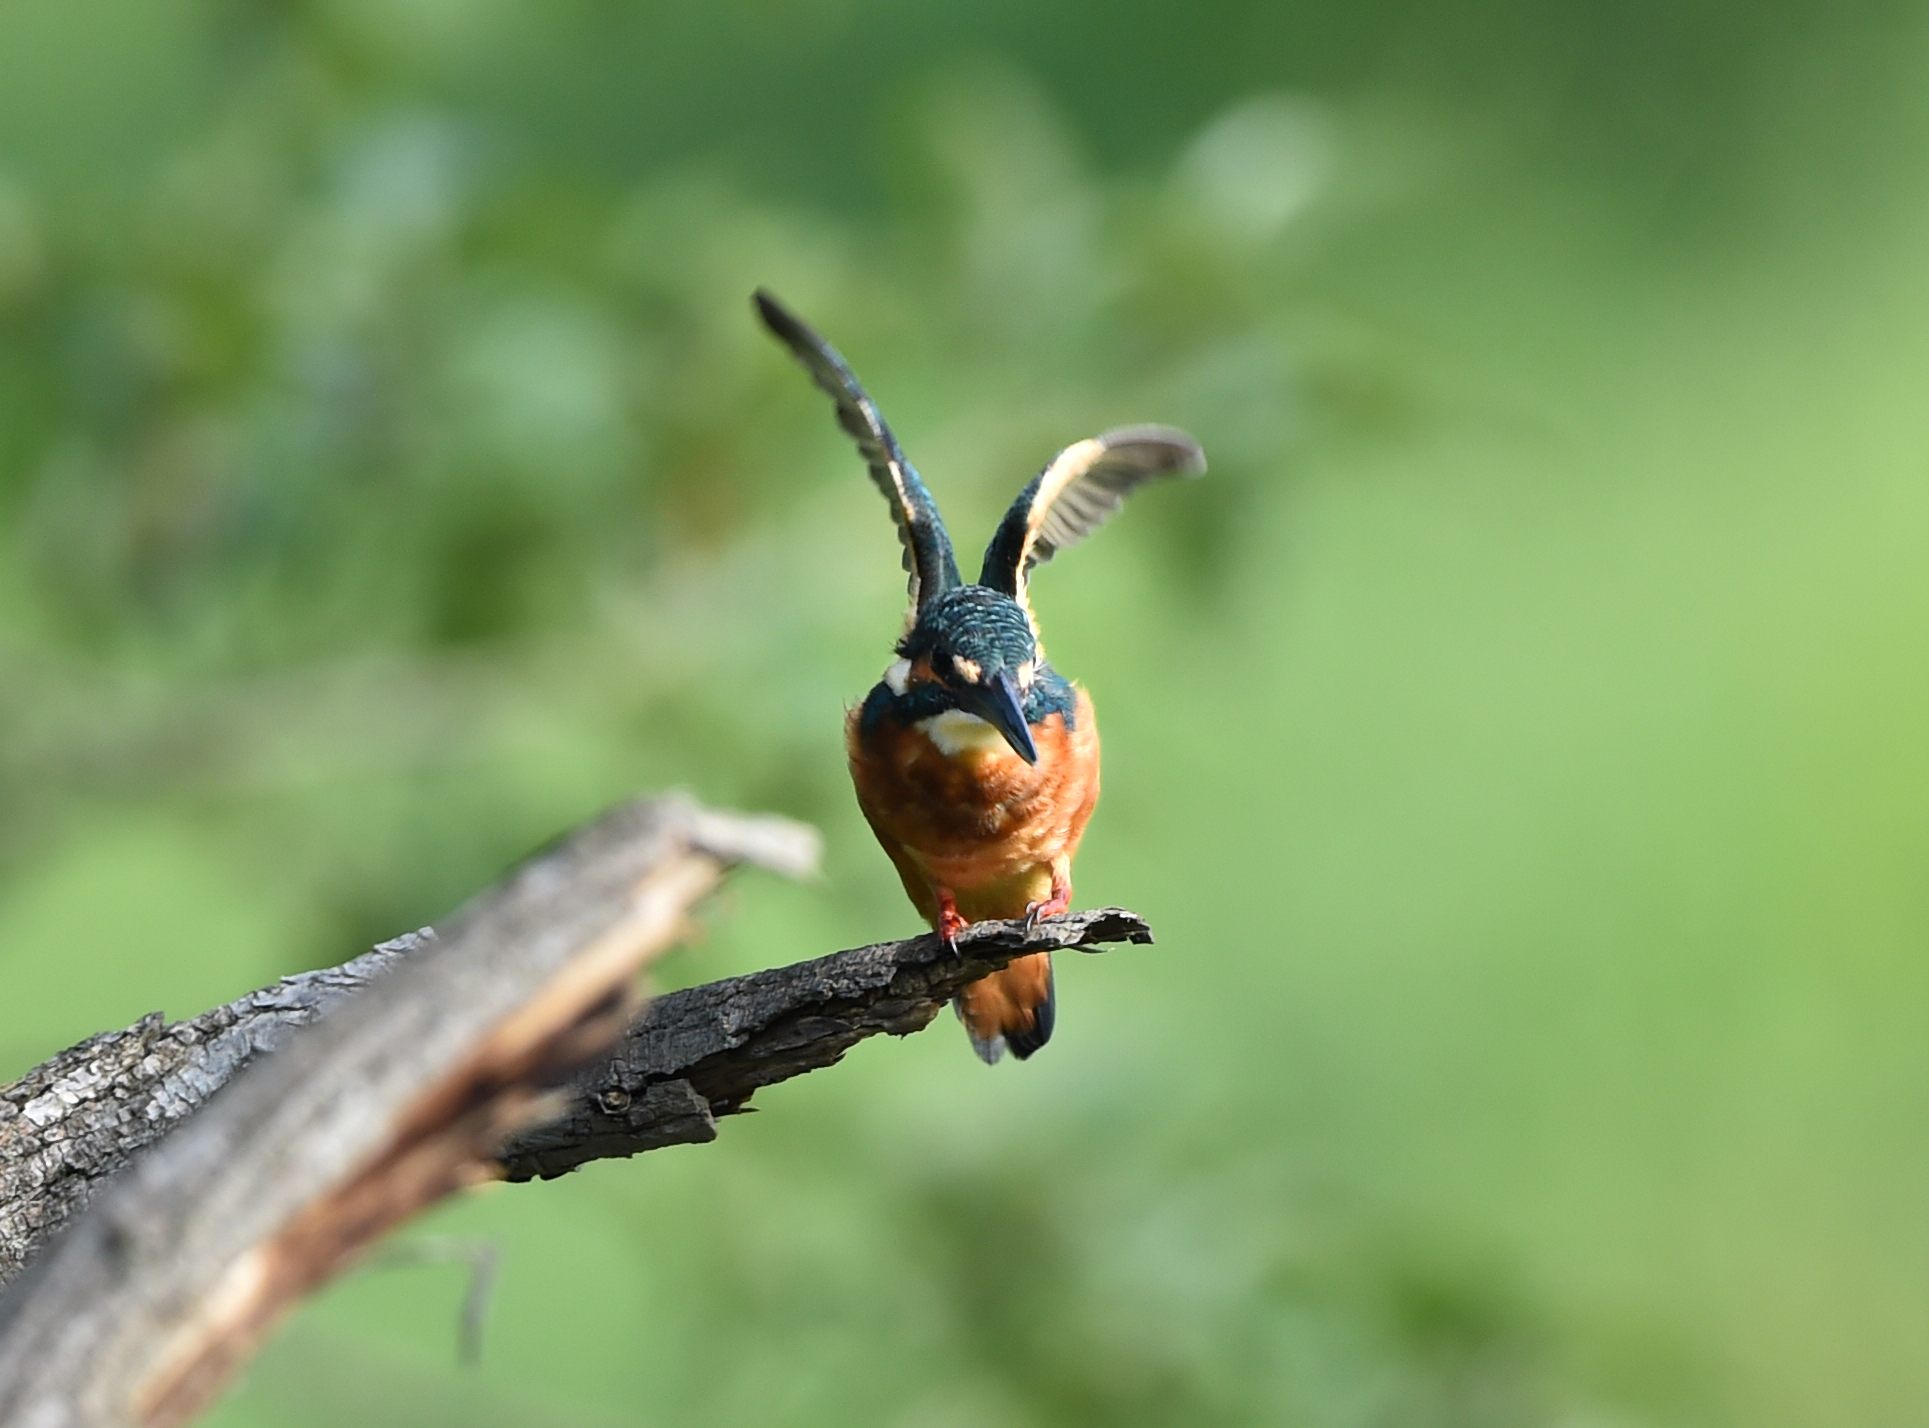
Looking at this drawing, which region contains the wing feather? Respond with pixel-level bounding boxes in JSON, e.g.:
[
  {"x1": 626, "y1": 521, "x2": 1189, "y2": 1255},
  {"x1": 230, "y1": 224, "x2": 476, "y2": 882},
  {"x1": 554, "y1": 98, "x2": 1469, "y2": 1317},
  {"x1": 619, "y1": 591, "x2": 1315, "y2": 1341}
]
[
  {"x1": 980, "y1": 425, "x2": 1205, "y2": 631},
  {"x1": 755, "y1": 290, "x2": 960, "y2": 612}
]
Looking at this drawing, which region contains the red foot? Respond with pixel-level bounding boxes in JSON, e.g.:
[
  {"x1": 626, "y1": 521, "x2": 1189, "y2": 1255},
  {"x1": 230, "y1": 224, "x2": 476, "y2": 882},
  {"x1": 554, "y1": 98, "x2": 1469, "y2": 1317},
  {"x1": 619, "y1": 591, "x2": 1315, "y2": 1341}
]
[
  {"x1": 1023, "y1": 871, "x2": 1073, "y2": 932},
  {"x1": 936, "y1": 888, "x2": 968, "y2": 954}
]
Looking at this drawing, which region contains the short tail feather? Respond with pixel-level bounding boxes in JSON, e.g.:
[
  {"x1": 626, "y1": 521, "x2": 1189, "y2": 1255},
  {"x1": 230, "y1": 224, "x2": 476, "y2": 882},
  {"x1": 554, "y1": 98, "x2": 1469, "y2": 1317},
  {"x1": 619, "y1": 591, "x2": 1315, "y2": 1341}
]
[{"x1": 953, "y1": 953, "x2": 1055, "y2": 1064}]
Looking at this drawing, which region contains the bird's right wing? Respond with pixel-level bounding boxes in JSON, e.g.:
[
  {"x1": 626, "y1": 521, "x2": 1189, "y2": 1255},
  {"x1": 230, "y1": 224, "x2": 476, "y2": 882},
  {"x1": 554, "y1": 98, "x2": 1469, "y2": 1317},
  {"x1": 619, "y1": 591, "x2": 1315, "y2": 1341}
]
[{"x1": 755, "y1": 290, "x2": 961, "y2": 615}]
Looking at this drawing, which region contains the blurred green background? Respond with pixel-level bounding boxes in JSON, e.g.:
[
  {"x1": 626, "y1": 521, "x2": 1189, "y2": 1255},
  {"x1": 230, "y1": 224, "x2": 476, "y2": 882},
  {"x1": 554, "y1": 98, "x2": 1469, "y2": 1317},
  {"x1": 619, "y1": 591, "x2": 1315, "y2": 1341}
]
[{"x1": 2, "y1": 1, "x2": 1925, "y2": 1424}]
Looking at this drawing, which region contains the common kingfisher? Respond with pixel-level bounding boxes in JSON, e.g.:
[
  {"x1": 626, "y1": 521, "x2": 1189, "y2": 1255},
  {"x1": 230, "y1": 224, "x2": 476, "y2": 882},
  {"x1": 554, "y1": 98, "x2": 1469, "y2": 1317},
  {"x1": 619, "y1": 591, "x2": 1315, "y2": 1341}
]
[{"x1": 755, "y1": 290, "x2": 1204, "y2": 1063}]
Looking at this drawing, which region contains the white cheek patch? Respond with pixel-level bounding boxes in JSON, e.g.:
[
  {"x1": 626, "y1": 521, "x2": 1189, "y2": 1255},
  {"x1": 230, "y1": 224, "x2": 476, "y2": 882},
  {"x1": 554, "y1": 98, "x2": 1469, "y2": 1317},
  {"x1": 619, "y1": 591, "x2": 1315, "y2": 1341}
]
[
  {"x1": 917, "y1": 709, "x2": 1011, "y2": 757},
  {"x1": 883, "y1": 658, "x2": 912, "y2": 695}
]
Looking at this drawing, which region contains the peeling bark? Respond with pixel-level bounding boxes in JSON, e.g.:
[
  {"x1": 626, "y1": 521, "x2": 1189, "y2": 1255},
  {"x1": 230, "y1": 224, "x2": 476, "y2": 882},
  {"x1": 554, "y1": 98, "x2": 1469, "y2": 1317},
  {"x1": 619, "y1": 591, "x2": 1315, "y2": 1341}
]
[
  {"x1": 0, "y1": 782, "x2": 1151, "y2": 1428},
  {"x1": 0, "y1": 794, "x2": 818, "y2": 1428}
]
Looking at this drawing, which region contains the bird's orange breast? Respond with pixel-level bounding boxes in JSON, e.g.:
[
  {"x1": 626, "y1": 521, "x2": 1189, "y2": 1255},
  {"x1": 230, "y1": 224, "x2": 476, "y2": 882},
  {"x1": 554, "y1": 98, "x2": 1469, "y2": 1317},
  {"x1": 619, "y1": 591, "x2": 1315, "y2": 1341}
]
[{"x1": 847, "y1": 687, "x2": 1100, "y2": 923}]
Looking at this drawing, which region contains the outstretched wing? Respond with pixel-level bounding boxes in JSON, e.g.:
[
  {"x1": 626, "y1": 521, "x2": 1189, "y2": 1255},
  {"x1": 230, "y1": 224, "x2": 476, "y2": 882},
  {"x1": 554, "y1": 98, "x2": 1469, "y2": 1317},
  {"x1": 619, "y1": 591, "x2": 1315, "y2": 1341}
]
[
  {"x1": 754, "y1": 290, "x2": 960, "y2": 614},
  {"x1": 980, "y1": 425, "x2": 1205, "y2": 632}
]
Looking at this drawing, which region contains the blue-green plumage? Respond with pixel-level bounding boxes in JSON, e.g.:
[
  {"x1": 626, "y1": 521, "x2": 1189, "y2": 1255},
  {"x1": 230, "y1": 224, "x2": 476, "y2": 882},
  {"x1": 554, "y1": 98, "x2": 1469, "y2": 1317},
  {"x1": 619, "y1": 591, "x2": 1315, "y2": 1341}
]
[
  {"x1": 898, "y1": 585, "x2": 1034, "y2": 674},
  {"x1": 858, "y1": 585, "x2": 1078, "y2": 758},
  {"x1": 980, "y1": 472, "x2": 1046, "y2": 594},
  {"x1": 859, "y1": 647, "x2": 1078, "y2": 736},
  {"x1": 752, "y1": 290, "x2": 962, "y2": 611},
  {"x1": 754, "y1": 289, "x2": 1201, "y2": 692}
]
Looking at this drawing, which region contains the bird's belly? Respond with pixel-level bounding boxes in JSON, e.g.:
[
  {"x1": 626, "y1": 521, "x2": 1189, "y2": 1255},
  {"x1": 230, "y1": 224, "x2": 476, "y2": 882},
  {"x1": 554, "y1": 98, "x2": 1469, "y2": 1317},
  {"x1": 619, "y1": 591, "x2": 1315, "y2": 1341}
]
[
  {"x1": 881, "y1": 758, "x2": 1072, "y2": 894},
  {"x1": 848, "y1": 699, "x2": 1099, "y2": 922},
  {"x1": 915, "y1": 818, "x2": 1062, "y2": 920}
]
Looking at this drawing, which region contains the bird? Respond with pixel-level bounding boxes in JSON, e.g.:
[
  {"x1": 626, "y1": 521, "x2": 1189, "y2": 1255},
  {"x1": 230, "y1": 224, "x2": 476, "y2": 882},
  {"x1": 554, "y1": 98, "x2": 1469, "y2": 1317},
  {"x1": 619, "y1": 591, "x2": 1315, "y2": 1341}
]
[{"x1": 754, "y1": 289, "x2": 1204, "y2": 1063}]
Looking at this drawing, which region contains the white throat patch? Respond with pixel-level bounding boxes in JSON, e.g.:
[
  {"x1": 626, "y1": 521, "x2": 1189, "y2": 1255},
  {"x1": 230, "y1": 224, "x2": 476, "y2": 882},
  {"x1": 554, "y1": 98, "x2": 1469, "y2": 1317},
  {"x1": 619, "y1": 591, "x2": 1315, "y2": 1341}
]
[{"x1": 917, "y1": 709, "x2": 1012, "y2": 757}]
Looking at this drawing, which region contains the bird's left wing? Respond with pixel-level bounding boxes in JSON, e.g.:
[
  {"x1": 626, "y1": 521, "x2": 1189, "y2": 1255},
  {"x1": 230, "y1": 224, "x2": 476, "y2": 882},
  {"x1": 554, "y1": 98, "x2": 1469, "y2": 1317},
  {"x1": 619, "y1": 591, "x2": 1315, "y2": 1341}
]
[{"x1": 979, "y1": 425, "x2": 1205, "y2": 634}]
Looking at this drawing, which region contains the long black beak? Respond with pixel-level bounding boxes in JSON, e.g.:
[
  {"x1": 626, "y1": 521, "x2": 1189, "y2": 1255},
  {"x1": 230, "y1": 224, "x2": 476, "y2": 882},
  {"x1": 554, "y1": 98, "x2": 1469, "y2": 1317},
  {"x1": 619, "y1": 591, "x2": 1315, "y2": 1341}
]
[{"x1": 962, "y1": 669, "x2": 1038, "y2": 764}]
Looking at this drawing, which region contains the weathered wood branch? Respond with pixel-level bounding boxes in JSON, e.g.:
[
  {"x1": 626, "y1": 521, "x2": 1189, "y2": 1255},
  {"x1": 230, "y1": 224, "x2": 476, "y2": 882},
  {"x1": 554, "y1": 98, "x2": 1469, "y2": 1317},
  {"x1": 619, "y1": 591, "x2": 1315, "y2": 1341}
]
[
  {"x1": 0, "y1": 907, "x2": 1151, "y2": 1291},
  {"x1": 0, "y1": 779, "x2": 1154, "y2": 1428},
  {"x1": 0, "y1": 794, "x2": 819, "y2": 1428},
  {"x1": 0, "y1": 932, "x2": 437, "y2": 1289},
  {"x1": 503, "y1": 904, "x2": 1155, "y2": 1180}
]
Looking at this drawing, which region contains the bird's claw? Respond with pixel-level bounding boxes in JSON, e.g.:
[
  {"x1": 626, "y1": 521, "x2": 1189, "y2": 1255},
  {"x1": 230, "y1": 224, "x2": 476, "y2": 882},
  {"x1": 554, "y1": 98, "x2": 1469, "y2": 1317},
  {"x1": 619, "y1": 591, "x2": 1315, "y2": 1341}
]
[
  {"x1": 936, "y1": 893, "x2": 967, "y2": 958},
  {"x1": 1021, "y1": 878, "x2": 1073, "y2": 934}
]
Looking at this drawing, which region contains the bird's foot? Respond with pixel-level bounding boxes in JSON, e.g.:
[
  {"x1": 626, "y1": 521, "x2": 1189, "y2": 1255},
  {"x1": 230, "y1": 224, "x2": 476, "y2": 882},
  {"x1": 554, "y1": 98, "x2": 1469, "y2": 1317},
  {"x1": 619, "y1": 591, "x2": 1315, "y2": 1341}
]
[
  {"x1": 1022, "y1": 873, "x2": 1073, "y2": 933},
  {"x1": 936, "y1": 889, "x2": 968, "y2": 957}
]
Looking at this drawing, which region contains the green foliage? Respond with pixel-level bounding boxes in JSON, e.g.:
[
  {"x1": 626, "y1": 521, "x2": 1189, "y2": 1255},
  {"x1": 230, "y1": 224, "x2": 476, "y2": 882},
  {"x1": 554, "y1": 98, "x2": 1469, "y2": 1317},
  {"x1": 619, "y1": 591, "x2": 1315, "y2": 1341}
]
[{"x1": 3, "y1": 2, "x2": 1926, "y2": 1424}]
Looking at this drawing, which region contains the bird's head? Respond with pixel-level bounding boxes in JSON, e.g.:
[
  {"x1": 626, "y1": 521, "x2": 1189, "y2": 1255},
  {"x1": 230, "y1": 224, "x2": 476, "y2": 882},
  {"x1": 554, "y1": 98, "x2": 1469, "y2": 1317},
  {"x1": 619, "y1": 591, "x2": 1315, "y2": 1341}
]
[{"x1": 888, "y1": 586, "x2": 1042, "y2": 763}]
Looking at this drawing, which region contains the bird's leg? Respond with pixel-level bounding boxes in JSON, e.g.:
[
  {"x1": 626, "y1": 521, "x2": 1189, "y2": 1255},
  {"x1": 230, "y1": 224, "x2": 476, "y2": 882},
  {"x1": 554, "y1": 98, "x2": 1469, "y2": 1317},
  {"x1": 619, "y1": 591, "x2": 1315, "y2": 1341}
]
[
  {"x1": 1023, "y1": 867, "x2": 1073, "y2": 932},
  {"x1": 935, "y1": 887, "x2": 968, "y2": 955}
]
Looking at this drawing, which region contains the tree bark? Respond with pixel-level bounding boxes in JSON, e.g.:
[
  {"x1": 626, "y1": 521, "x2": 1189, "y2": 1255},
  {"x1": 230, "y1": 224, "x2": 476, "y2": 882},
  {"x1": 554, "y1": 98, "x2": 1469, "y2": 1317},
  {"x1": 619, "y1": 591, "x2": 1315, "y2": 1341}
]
[
  {"x1": 0, "y1": 932, "x2": 434, "y2": 1289},
  {"x1": 502, "y1": 904, "x2": 1153, "y2": 1180},
  {"x1": 0, "y1": 787, "x2": 1153, "y2": 1428},
  {"x1": 0, "y1": 793, "x2": 819, "y2": 1428}
]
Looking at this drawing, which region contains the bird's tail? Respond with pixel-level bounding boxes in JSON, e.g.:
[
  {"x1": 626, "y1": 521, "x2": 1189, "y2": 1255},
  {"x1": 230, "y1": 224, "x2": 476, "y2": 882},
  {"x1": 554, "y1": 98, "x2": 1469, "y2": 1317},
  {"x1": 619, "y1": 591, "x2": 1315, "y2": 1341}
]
[{"x1": 953, "y1": 952, "x2": 1055, "y2": 1064}]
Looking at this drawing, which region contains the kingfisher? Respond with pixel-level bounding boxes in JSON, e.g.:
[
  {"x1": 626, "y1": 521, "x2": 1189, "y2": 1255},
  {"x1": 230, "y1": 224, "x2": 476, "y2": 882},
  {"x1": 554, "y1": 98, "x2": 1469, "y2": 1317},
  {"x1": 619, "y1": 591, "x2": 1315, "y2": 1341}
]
[{"x1": 755, "y1": 290, "x2": 1204, "y2": 1063}]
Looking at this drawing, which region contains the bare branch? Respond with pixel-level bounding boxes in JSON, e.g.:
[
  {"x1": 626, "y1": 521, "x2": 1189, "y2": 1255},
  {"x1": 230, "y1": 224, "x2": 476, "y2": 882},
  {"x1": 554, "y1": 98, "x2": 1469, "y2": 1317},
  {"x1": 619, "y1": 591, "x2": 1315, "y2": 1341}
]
[
  {"x1": 1, "y1": 908, "x2": 1150, "y2": 1285},
  {"x1": 504, "y1": 906, "x2": 1154, "y2": 1179},
  {"x1": 0, "y1": 779, "x2": 1152, "y2": 1428},
  {"x1": 0, "y1": 794, "x2": 818, "y2": 1428},
  {"x1": 0, "y1": 934, "x2": 431, "y2": 1288}
]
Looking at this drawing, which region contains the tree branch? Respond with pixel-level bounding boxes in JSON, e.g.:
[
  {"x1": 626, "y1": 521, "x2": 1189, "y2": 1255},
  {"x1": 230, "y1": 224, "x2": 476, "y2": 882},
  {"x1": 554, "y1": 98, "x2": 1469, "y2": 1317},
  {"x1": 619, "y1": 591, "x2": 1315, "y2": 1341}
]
[
  {"x1": 0, "y1": 794, "x2": 818, "y2": 1428},
  {"x1": 0, "y1": 932, "x2": 436, "y2": 1289},
  {"x1": 0, "y1": 785, "x2": 1155, "y2": 1428},
  {"x1": 503, "y1": 905, "x2": 1154, "y2": 1180}
]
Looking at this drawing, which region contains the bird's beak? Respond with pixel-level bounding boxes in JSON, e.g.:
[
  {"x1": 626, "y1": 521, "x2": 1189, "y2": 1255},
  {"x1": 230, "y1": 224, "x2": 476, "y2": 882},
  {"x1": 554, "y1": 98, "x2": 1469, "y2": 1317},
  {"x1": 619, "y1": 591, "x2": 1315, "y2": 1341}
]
[{"x1": 963, "y1": 669, "x2": 1038, "y2": 764}]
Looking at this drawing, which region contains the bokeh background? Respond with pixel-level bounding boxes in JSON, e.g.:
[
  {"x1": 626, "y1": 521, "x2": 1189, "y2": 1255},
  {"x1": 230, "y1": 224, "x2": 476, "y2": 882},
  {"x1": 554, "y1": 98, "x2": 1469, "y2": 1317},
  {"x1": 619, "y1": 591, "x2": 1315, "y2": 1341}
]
[{"x1": 2, "y1": 1, "x2": 1925, "y2": 1424}]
